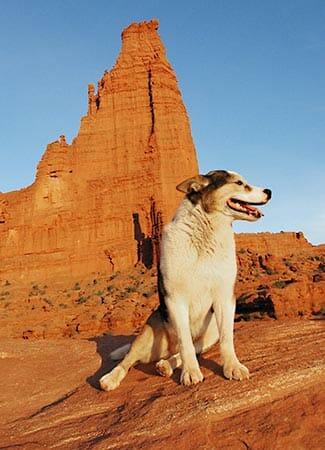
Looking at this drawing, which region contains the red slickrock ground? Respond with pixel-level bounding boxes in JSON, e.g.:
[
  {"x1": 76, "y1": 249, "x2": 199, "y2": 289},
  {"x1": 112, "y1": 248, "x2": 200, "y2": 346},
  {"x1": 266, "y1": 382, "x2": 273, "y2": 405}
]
[{"x1": 0, "y1": 320, "x2": 324, "y2": 449}]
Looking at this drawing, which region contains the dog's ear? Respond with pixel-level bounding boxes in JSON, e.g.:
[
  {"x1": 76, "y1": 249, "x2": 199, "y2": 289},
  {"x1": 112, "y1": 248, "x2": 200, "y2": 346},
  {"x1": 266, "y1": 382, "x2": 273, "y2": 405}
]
[{"x1": 176, "y1": 175, "x2": 210, "y2": 194}]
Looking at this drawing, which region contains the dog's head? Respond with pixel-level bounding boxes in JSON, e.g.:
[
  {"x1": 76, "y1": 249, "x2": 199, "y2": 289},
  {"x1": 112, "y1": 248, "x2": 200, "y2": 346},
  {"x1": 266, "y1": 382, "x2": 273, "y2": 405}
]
[{"x1": 176, "y1": 170, "x2": 271, "y2": 222}]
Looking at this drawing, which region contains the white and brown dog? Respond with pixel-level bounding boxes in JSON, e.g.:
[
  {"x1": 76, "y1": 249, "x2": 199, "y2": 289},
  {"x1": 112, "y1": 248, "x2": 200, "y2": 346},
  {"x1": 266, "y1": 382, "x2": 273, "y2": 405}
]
[{"x1": 100, "y1": 170, "x2": 271, "y2": 391}]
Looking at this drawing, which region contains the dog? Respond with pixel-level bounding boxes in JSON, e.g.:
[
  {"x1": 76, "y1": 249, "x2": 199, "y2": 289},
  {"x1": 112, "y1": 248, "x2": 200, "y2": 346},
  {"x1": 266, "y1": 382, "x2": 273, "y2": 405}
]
[{"x1": 100, "y1": 170, "x2": 271, "y2": 390}]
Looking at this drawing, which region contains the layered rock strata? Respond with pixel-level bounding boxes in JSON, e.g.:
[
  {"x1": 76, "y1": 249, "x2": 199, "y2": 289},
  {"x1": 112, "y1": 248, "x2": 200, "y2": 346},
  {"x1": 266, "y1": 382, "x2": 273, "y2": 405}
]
[
  {"x1": 235, "y1": 231, "x2": 311, "y2": 257},
  {"x1": 0, "y1": 20, "x2": 198, "y2": 283}
]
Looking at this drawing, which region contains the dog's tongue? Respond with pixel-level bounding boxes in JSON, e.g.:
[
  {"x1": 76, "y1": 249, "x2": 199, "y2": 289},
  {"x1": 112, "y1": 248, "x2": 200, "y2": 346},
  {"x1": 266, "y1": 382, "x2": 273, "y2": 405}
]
[
  {"x1": 242, "y1": 202, "x2": 263, "y2": 217},
  {"x1": 244, "y1": 203, "x2": 257, "y2": 212}
]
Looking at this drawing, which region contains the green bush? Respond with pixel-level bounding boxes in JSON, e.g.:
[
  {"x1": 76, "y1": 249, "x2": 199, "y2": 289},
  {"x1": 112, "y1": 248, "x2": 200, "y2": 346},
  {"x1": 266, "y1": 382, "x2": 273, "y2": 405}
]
[{"x1": 273, "y1": 280, "x2": 288, "y2": 289}]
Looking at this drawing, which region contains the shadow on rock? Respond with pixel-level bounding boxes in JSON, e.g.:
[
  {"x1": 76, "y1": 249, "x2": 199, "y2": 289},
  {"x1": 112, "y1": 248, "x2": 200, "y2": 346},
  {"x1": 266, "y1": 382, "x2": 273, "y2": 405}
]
[
  {"x1": 88, "y1": 334, "x2": 224, "y2": 390},
  {"x1": 87, "y1": 334, "x2": 135, "y2": 389},
  {"x1": 199, "y1": 354, "x2": 224, "y2": 378}
]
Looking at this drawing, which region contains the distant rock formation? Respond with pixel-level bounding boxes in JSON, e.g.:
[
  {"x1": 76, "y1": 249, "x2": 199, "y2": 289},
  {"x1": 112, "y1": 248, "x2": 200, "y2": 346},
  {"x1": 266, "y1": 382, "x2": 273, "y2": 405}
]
[
  {"x1": 0, "y1": 20, "x2": 198, "y2": 283},
  {"x1": 0, "y1": 20, "x2": 321, "y2": 289},
  {"x1": 235, "y1": 231, "x2": 311, "y2": 257}
]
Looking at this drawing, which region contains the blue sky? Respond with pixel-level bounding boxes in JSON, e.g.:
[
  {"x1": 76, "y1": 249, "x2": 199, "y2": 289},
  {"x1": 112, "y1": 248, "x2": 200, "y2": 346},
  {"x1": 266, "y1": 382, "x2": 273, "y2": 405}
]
[{"x1": 0, "y1": 1, "x2": 324, "y2": 243}]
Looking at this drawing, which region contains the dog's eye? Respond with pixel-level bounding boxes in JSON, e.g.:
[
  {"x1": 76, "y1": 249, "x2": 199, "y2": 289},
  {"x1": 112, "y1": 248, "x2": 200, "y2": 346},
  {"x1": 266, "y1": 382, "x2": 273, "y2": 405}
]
[{"x1": 236, "y1": 180, "x2": 243, "y2": 186}]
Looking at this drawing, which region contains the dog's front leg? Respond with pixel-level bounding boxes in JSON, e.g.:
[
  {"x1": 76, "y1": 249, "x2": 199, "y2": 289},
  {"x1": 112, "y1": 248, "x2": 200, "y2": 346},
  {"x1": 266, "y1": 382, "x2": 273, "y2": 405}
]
[
  {"x1": 167, "y1": 300, "x2": 204, "y2": 386},
  {"x1": 213, "y1": 289, "x2": 249, "y2": 381}
]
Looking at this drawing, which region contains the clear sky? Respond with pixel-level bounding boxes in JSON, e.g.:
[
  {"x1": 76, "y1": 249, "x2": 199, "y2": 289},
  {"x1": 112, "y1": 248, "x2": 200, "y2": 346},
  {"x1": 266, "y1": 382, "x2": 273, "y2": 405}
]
[{"x1": 0, "y1": 1, "x2": 324, "y2": 243}]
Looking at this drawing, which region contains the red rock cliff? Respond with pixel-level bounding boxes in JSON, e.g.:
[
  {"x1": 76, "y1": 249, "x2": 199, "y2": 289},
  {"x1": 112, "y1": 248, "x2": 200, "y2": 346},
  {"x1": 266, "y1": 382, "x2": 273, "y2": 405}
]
[
  {"x1": 235, "y1": 231, "x2": 312, "y2": 257},
  {"x1": 0, "y1": 20, "x2": 198, "y2": 283}
]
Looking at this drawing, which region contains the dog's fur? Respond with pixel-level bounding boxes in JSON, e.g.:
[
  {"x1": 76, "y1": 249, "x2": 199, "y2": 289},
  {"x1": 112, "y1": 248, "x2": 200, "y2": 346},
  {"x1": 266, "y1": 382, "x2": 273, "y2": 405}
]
[{"x1": 100, "y1": 170, "x2": 271, "y2": 390}]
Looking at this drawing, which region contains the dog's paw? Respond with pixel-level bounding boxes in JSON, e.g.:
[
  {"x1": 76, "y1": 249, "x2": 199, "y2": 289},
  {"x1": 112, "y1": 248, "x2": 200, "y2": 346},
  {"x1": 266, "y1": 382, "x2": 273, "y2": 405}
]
[
  {"x1": 181, "y1": 366, "x2": 204, "y2": 386},
  {"x1": 99, "y1": 366, "x2": 126, "y2": 391},
  {"x1": 223, "y1": 360, "x2": 249, "y2": 381},
  {"x1": 156, "y1": 359, "x2": 173, "y2": 378}
]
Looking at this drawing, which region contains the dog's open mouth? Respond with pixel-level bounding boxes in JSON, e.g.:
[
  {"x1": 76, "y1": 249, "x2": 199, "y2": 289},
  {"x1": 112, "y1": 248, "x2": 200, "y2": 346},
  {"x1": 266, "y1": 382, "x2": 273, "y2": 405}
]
[{"x1": 227, "y1": 198, "x2": 264, "y2": 218}]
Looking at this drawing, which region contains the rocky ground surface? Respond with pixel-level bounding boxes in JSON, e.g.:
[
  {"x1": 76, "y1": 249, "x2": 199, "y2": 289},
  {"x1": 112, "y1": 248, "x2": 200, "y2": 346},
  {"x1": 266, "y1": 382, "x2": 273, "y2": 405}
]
[
  {"x1": 0, "y1": 319, "x2": 324, "y2": 449},
  {"x1": 0, "y1": 243, "x2": 323, "y2": 339},
  {"x1": 0, "y1": 224, "x2": 324, "y2": 449}
]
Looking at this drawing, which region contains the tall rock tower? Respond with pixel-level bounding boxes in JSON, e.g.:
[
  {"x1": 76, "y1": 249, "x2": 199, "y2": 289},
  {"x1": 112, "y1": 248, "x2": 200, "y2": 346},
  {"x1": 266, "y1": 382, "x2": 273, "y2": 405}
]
[{"x1": 0, "y1": 20, "x2": 198, "y2": 283}]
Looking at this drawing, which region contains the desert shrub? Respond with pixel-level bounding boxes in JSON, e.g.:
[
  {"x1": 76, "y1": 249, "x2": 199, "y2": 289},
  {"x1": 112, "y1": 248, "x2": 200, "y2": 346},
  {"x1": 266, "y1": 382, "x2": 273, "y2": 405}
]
[
  {"x1": 124, "y1": 286, "x2": 137, "y2": 294},
  {"x1": 94, "y1": 290, "x2": 104, "y2": 296},
  {"x1": 283, "y1": 259, "x2": 291, "y2": 267},
  {"x1": 273, "y1": 280, "x2": 287, "y2": 289},
  {"x1": 272, "y1": 279, "x2": 295, "y2": 289}
]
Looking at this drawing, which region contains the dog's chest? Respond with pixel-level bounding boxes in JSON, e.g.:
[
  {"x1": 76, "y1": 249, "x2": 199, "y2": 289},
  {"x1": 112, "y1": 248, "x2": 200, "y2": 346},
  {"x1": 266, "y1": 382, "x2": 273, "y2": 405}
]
[{"x1": 187, "y1": 254, "x2": 236, "y2": 336}]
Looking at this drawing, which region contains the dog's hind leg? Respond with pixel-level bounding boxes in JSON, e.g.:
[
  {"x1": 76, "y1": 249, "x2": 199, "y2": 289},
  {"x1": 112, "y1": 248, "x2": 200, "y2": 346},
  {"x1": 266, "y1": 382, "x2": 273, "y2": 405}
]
[
  {"x1": 156, "y1": 353, "x2": 182, "y2": 377},
  {"x1": 100, "y1": 324, "x2": 157, "y2": 391},
  {"x1": 100, "y1": 313, "x2": 170, "y2": 391}
]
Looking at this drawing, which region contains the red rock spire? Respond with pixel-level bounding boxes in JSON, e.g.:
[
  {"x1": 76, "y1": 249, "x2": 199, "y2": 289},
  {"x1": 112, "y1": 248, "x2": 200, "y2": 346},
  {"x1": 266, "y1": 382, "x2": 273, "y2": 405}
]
[{"x1": 0, "y1": 20, "x2": 198, "y2": 283}]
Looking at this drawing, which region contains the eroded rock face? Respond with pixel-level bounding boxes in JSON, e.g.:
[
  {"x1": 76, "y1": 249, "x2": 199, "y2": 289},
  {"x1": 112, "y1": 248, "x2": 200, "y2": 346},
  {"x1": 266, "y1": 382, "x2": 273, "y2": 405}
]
[
  {"x1": 0, "y1": 20, "x2": 198, "y2": 284},
  {"x1": 236, "y1": 231, "x2": 311, "y2": 257},
  {"x1": 235, "y1": 237, "x2": 324, "y2": 320},
  {"x1": 0, "y1": 237, "x2": 323, "y2": 340},
  {"x1": 0, "y1": 19, "x2": 323, "y2": 329}
]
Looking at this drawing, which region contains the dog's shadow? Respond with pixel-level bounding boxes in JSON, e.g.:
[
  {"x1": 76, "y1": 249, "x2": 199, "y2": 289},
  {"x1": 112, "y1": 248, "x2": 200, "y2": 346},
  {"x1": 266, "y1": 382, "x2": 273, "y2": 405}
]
[
  {"x1": 199, "y1": 354, "x2": 224, "y2": 379},
  {"x1": 87, "y1": 334, "x2": 134, "y2": 389},
  {"x1": 87, "y1": 334, "x2": 224, "y2": 390}
]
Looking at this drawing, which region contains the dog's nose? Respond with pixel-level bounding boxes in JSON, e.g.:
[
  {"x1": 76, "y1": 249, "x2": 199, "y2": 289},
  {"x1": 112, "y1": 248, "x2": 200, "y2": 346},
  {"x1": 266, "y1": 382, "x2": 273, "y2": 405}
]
[{"x1": 263, "y1": 188, "x2": 272, "y2": 200}]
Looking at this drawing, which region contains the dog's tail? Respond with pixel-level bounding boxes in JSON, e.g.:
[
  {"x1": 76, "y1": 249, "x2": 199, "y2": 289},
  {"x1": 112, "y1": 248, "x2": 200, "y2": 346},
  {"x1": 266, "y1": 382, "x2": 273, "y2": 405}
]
[{"x1": 109, "y1": 343, "x2": 131, "y2": 361}]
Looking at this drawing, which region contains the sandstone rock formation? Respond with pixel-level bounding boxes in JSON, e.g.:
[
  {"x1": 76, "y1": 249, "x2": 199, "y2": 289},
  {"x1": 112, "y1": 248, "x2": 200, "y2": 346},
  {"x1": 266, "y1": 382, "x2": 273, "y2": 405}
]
[
  {"x1": 235, "y1": 236, "x2": 324, "y2": 320},
  {"x1": 0, "y1": 20, "x2": 198, "y2": 284},
  {"x1": 0, "y1": 236, "x2": 323, "y2": 340},
  {"x1": 236, "y1": 231, "x2": 311, "y2": 257},
  {"x1": 1, "y1": 320, "x2": 324, "y2": 448},
  {"x1": 0, "y1": 19, "x2": 323, "y2": 328}
]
